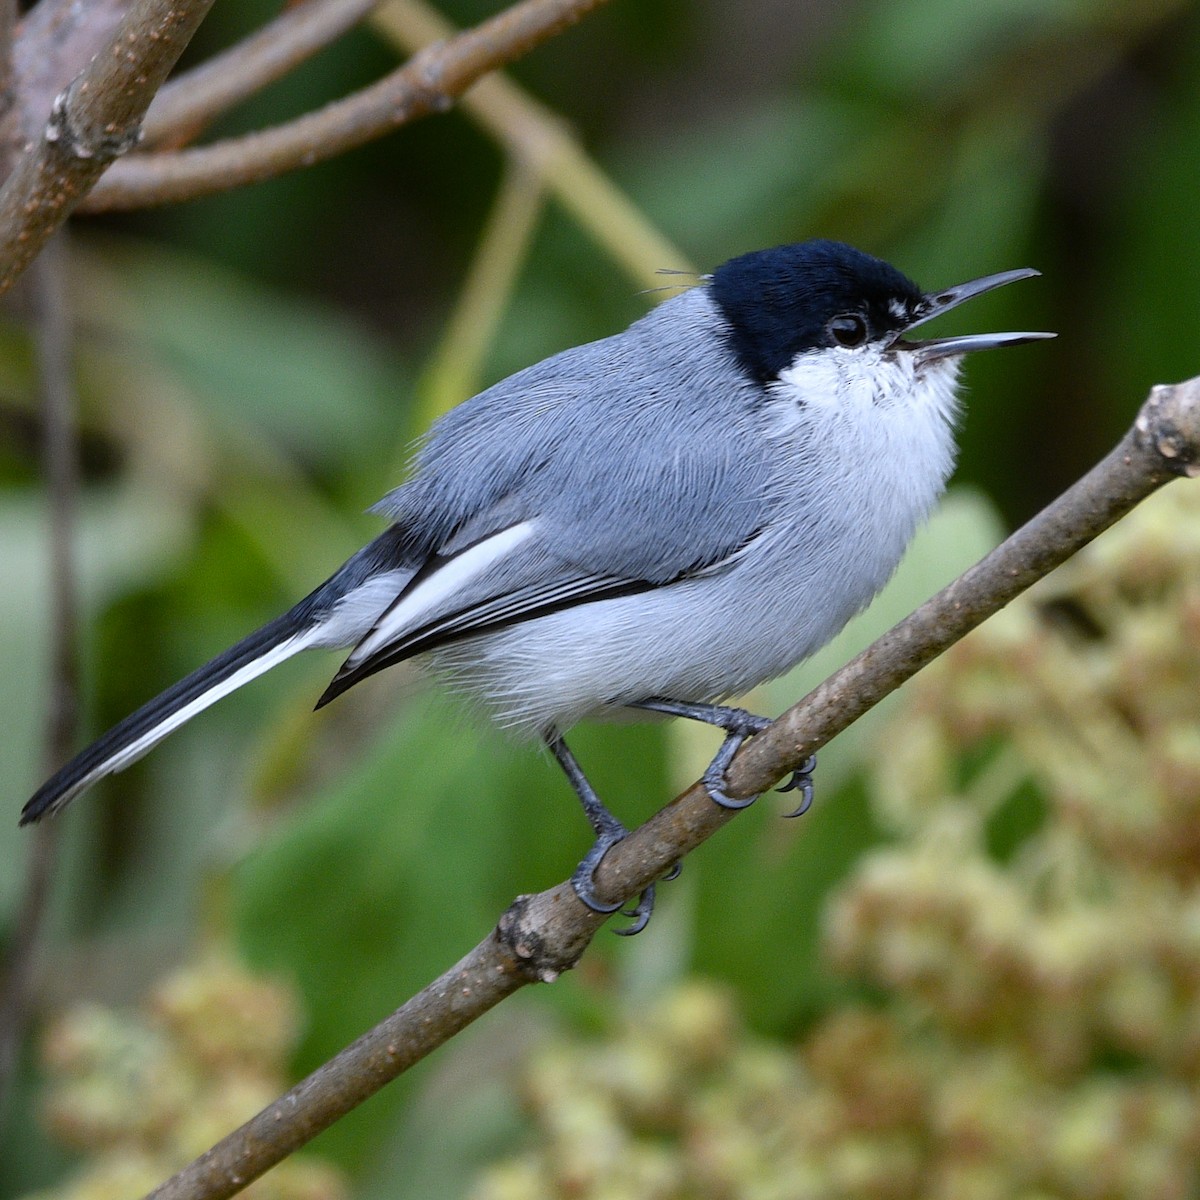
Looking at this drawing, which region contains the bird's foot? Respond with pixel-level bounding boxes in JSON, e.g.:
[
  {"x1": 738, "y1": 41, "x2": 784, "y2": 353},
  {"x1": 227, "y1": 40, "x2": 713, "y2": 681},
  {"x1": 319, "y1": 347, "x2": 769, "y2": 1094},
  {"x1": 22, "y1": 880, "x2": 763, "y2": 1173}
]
[
  {"x1": 630, "y1": 698, "x2": 818, "y2": 817},
  {"x1": 570, "y1": 826, "x2": 680, "y2": 936},
  {"x1": 702, "y1": 728, "x2": 762, "y2": 810},
  {"x1": 551, "y1": 732, "x2": 678, "y2": 935}
]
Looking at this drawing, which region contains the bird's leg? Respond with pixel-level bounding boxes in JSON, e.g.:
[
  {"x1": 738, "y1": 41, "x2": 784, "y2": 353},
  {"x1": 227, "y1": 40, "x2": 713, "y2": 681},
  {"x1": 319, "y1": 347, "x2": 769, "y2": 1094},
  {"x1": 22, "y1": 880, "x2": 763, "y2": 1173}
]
[
  {"x1": 546, "y1": 733, "x2": 659, "y2": 936},
  {"x1": 628, "y1": 698, "x2": 816, "y2": 817}
]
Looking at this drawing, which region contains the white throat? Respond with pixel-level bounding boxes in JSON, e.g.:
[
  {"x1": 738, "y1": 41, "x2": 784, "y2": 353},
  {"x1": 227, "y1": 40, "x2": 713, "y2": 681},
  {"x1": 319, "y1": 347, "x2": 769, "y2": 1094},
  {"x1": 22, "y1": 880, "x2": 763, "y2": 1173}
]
[
  {"x1": 775, "y1": 341, "x2": 961, "y2": 420},
  {"x1": 766, "y1": 342, "x2": 964, "y2": 558},
  {"x1": 771, "y1": 342, "x2": 960, "y2": 466}
]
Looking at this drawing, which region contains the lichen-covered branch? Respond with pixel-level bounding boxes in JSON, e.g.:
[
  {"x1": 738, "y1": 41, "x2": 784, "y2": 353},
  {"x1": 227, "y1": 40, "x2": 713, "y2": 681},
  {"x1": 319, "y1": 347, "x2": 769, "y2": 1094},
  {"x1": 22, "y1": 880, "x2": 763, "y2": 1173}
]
[
  {"x1": 0, "y1": 0, "x2": 216, "y2": 297},
  {"x1": 80, "y1": 0, "x2": 612, "y2": 212},
  {"x1": 145, "y1": 379, "x2": 1200, "y2": 1200}
]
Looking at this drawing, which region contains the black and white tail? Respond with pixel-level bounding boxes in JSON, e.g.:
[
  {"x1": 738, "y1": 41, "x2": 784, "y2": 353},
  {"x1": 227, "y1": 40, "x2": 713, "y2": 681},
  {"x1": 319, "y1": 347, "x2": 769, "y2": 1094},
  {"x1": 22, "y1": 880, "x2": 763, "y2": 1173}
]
[
  {"x1": 20, "y1": 607, "x2": 328, "y2": 824},
  {"x1": 20, "y1": 531, "x2": 414, "y2": 825}
]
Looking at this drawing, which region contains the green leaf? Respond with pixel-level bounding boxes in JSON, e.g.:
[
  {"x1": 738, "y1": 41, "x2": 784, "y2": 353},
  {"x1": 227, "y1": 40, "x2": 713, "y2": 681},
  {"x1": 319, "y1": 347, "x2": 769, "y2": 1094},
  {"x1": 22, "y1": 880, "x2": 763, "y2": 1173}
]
[{"x1": 100, "y1": 243, "x2": 408, "y2": 467}]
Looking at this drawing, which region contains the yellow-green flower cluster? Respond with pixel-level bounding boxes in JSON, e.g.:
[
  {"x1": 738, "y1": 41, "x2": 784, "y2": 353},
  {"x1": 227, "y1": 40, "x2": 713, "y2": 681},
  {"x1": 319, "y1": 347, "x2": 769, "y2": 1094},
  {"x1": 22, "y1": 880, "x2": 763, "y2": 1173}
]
[
  {"x1": 473, "y1": 982, "x2": 854, "y2": 1200},
  {"x1": 473, "y1": 480, "x2": 1200, "y2": 1199},
  {"x1": 25, "y1": 955, "x2": 346, "y2": 1200}
]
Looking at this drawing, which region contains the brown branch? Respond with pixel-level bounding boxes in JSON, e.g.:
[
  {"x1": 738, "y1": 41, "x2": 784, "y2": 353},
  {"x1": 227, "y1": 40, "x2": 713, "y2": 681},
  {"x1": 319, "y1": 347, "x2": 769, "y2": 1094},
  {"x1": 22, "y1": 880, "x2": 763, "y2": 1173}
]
[
  {"x1": 32, "y1": 234, "x2": 81, "y2": 785},
  {"x1": 13, "y1": 0, "x2": 129, "y2": 140},
  {"x1": 0, "y1": 233, "x2": 77, "y2": 1128},
  {"x1": 79, "y1": 0, "x2": 613, "y2": 212},
  {"x1": 0, "y1": 0, "x2": 217, "y2": 298},
  {"x1": 141, "y1": 0, "x2": 383, "y2": 149},
  {"x1": 0, "y1": 0, "x2": 18, "y2": 169},
  {"x1": 0, "y1": 38, "x2": 63, "y2": 1114},
  {"x1": 145, "y1": 898, "x2": 582, "y2": 1200},
  {"x1": 146, "y1": 379, "x2": 1200, "y2": 1200}
]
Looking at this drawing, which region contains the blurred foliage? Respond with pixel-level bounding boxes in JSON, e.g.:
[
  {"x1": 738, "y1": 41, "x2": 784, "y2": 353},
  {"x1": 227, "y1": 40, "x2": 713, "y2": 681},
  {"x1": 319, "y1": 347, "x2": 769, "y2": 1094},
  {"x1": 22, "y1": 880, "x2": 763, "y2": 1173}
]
[
  {"x1": 470, "y1": 482, "x2": 1200, "y2": 1200},
  {"x1": 20, "y1": 954, "x2": 347, "y2": 1200},
  {"x1": 3, "y1": 0, "x2": 1200, "y2": 1195}
]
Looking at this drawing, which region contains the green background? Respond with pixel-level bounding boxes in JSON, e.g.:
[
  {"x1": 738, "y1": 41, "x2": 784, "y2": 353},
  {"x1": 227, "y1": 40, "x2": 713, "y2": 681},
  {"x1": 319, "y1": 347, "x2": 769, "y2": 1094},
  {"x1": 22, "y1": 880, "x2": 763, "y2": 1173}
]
[{"x1": 2, "y1": 0, "x2": 1197, "y2": 1194}]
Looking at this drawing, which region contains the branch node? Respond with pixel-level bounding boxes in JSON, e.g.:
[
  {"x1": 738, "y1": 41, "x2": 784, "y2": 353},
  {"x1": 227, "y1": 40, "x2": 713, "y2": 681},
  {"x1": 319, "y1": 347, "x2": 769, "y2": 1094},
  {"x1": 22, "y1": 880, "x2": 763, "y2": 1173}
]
[
  {"x1": 45, "y1": 79, "x2": 144, "y2": 162},
  {"x1": 497, "y1": 891, "x2": 589, "y2": 982},
  {"x1": 407, "y1": 40, "x2": 453, "y2": 114},
  {"x1": 1135, "y1": 379, "x2": 1200, "y2": 477}
]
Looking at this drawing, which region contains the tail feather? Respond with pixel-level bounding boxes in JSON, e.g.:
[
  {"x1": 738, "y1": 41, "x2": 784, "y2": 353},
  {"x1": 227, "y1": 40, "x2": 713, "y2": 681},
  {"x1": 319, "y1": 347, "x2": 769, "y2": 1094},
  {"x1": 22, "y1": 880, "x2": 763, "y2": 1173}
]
[
  {"x1": 20, "y1": 526, "x2": 419, "y2": 826},
  {"x1": 21, "y1": 608, "x2": 320, "y2": 825}
]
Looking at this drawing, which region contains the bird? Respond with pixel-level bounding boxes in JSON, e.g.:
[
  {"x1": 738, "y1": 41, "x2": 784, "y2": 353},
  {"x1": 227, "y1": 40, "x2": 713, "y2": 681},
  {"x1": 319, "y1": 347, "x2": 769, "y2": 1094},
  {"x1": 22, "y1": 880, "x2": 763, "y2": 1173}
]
[{"x1": 20, "y1": 239, "x2": 1053, "y2": 933}]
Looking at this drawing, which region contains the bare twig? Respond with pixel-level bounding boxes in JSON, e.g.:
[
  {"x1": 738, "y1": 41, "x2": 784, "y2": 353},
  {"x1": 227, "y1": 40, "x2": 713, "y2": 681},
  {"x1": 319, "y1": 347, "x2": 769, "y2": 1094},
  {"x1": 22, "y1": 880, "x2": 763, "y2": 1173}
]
[
  {"x1": 141, "y1": 0, "x2": 383, "y2": 149},
  {"x1": 0, "y1": 233, "x2": 78, "y2": 1128},
  {"x1": 0, "y1": 0, "x2": 216, "y2": 298},
  {"x1": 145, "y1": 380, "x2": 1200, "y2": 1200},
  {"x1": 80, "y1": 0, "x2": 613, "y2": 212},
  {"x1": 32, "y1": 234, "x2": 80, "y2": 783},
  {"x1": 373, "y1": 0, "x2": 689, "y2": 292},
  {"x1": 0, "y1": 0, "x2": 13, "y2": 95}
]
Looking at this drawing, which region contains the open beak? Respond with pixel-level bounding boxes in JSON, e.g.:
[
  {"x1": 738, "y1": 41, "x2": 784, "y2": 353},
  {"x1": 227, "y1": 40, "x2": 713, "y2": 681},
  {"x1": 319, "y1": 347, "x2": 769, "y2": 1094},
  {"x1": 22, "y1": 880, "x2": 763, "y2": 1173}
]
[{"x1": 897, "y1": 267, "x2": 1056, "y2": 364}]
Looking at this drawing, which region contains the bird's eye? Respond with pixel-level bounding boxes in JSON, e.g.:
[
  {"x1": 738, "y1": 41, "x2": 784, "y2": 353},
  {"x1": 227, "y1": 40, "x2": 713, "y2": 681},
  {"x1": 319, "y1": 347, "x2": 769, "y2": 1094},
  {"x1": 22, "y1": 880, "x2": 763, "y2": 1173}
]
[{"x1": 827, "y1": 313, "x2": 869, "y2": 347}]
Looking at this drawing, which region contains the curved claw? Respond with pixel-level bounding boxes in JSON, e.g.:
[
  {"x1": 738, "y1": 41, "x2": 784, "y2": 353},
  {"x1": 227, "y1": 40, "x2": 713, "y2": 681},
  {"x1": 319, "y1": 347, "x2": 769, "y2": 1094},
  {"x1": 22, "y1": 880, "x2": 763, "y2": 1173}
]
[
  {"x1": 616, "y1": 884, "x2": 655, "y2": 936},
  {"x1": 776, "y1": 755, "x2": 817, "y2": 818},
  {"x1": 662, "y1": 860, "x2": 683, "y2": 883},
  {"x1": 551, "y1": 733, "x2": 678, "y2": 935},
  {"x1": 780, "y1": 781, "x2": 814, "y2": 819},
  {"x1": 776, "y1": 755, "x2": 817, "y2": 791},
  {"x1": 705, "y1": 779, "x2": 762, "y2": 810},
  {"x1": 570, "y1": 824, "x2": 630, "y2": 916}
]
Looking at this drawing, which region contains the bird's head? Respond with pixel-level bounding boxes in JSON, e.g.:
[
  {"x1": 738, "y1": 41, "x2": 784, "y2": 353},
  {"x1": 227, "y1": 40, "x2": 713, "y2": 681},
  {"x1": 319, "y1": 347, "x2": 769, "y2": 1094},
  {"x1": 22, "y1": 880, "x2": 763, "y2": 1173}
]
[{"x1": 708, "y1": 240, "x2": 1054, "y2": 398}]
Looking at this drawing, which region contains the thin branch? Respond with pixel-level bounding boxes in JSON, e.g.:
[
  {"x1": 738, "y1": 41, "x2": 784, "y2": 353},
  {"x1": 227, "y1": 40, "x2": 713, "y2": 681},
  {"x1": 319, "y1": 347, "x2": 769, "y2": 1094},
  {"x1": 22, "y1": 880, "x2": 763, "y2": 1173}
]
[
  {"x1": 141, "y1": 0, "x2": 384, "y2": 149},
  {"x1": 0, "y1": 233, "x2": 78, "y2": 1129},
  {"x1": 0, "y1": 7, "x2": 63, "y2": 1130},
  {"x1": 79, "y1": 0, "x2": 613, "y2": 213},
  {"x1": 146, "y1": 379, "x2": 1200, "y2": 1200},
  {"x1": 0, "y1": 0, "x2": 217, "y2": 299},
  {"x1": 372, "y1": 0, "x2": 690, "y2": 292},
  {"x1": 32, "y1": 236, "x2": 80, "y2": 765}
]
